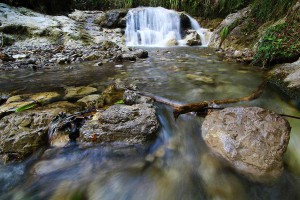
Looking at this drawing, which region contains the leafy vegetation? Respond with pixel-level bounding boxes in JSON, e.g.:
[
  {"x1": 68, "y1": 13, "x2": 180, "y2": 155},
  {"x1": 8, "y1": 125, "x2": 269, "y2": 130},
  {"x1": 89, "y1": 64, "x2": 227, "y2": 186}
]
[
  {"x1": 219, "y1": 26, "x2": 229, "y2": 48},
  {"x1": 253, "y1": 21, "x2": 300, "y2": 67},
  {"x1": 15, "y1": 102, "x2": 37, "y2": 112},
  {"x1": 251, "y1": 0, "x2": 297, "y2": 22},
  {"x1": 114, "y1": 99, "x2": 124, "y2": 104}
]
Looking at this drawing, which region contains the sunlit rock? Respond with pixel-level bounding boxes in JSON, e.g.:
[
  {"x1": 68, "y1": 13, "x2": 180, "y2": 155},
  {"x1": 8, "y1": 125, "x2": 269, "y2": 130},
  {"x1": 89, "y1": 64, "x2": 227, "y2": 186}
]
[
  {"x1": 202, "y1": 107, "x2": 291, "y2": 182},
  {"x1": 0, "y1": 101, "x2": 79, "y2": 163}
]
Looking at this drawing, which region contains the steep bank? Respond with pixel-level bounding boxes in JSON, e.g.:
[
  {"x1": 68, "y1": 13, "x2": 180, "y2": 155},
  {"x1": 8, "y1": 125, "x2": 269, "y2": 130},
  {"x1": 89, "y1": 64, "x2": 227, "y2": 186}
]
[{"x1": 208, "y1": 1, "x2": 300, "y2": 100}]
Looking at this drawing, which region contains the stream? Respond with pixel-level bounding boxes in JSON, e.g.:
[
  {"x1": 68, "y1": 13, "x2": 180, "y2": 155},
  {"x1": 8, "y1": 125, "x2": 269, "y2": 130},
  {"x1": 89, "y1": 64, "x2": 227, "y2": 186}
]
[{"x1": 0, "y1": 46, "x2": 300, "y2": 199}]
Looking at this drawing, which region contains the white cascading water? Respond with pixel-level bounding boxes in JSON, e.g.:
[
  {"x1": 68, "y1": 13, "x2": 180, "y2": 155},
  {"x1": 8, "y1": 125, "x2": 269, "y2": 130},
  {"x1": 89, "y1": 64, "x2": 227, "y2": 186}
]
[
  {"x1": 125, "y1": 7, "x2": 211, "y2": 47},
  {"x1": 125, "y1": 7, "x2": 181, "y2": 47},
  {"x1": 187, "y1": 15, "x2": 212, "y2": 47}
]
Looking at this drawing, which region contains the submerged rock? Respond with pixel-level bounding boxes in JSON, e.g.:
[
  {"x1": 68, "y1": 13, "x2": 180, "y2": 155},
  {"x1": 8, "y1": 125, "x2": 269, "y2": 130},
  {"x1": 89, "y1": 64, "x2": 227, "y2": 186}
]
[
  {"x1": 64, "y1": 86, "x2": 98, "y2": 100},
  {"x1": 0, "y1": 101, "x2": 79, "y2": 163},
  {"x1": 80, "y1": 104, "x2": 159, "y2": 144},
  {"x1": 186, "y1": 74, "x2": 214, "y2": 84},
  {"x1": 202, "y1": 107, "x2": 290, "y2": 182}
]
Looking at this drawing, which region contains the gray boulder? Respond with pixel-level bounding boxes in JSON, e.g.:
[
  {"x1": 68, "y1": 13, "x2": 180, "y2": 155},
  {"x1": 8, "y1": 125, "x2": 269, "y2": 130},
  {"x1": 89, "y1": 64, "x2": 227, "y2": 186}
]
[
  {"x1": 268, "y1": 58, "x2": 300, "y2": 100},
  {"x1": 202, "y1": 107, "x2": 290, "y2": 182},
  {"x1": 80, "y1": 104, "x2": 159, "y2": 144},
  {"x1": 94, "y1": 9, "x2": 128, "y2": 28}
]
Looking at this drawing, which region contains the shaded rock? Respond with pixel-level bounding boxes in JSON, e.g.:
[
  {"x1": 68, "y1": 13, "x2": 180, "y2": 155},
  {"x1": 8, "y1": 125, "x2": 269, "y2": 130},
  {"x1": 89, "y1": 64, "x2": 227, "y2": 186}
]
[
  {"x1": 179, "y1": 12, "x2": 192, "y2": 31},
  {"x1": 268, "y1": 58, "x2": 300, "y2": 100},
  {"x1": 134, "y1": 49, "x2": 148, "y2": 59},
  {"x1": 0, "y1": 101, "x2": 80, "y2": 163},
  {"x1": 184, "y1": 30, "x2": 201, "y2": 46},
  {"x1": 123, "y1": 90, "x2": 153, "y2": 105},
  {"x1": 80, "y1": 104, "x2": 159, "y2": 143},
  {"x1": 77, "y1": 94, "x2": 104, "y2": 108},
  {"x1": 95, "y1": 9, "x2": 128, "y2": 28},
  {"x1": 202, "y1": 107, "x2": 291, "y2": 182},
  {"x1": 65, "y1": 86, "x2": 98, "y2": 100}
]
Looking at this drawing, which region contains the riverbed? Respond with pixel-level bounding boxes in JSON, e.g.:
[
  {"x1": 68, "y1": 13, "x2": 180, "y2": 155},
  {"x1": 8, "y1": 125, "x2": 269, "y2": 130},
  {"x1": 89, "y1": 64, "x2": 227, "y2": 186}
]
[{"x1": 0, "y1": 46, "x2": 300, "y2": 199}]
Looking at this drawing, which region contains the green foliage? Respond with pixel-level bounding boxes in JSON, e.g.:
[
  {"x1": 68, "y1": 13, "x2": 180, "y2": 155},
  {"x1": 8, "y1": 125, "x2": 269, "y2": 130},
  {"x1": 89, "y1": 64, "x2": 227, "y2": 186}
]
[
  {"x1": 219, "y1": 26, "x2": 229, "y2": 48},
  {"x1": 71, "y1": 0, "x2": 250, "y2": 18},
  {"x1": 251, "y1": 0, "x2": 297, "y2": 22},
  {"x1": 114, "y1": 99, "x2": 124, "y2": 104},
  {"x1": 15, "y1": 102, "x2": 37, "y2": 112},
  {"x1": 253, "y1": 22, "x2": 300, "y2": 67}
]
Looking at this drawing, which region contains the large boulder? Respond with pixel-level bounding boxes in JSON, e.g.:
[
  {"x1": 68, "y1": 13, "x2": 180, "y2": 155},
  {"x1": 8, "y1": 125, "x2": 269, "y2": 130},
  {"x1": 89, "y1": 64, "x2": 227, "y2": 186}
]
[
  {"x1": 0, "y1": 101, "x2": 80, "y2": 163},
  {"x1": 94, "y1": 9, "x2": 128, "y2": 28},
  {"x1": 80, "y1": 104, "x2": 159, "y2": 144},
  {"x1": 202, "y1": 107, "x2": 291, "y2": 182},
  {"x1": 209, "y1": 7, "x2": 251, "y2": 49}
]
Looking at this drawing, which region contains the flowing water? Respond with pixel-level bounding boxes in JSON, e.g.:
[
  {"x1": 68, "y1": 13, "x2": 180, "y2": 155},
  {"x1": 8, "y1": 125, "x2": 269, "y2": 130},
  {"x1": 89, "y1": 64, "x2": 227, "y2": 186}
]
[
  {"x1": 125, "y1": 7, "x2": 211, "y2": 47},
  {"x1": 0, "y1": 46, "x2": 300, "y2": 200}
]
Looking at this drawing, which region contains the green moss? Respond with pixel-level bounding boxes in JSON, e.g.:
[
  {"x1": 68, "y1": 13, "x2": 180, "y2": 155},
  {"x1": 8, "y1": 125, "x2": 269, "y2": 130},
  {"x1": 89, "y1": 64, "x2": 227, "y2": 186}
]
[{"x1": 253, "y1": 21, "x2": 300, "y2": 67}]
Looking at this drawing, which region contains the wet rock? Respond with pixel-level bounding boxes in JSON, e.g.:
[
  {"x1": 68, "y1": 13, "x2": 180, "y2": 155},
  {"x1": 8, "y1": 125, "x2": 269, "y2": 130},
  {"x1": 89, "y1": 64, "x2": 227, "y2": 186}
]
[
  {"x1": 202, "y1": 107, "x2": 291, "y2": 182},
  {"x1": 77, "y1": 94, "x2": 104, "y2": 108},
  {"x1": 166, "y1": 38, "x2": 178, "y2": 46},
  {"x1": 268, "y1": 58, "x2": 300, "y2": 99},
  {"x1": 0, "y1": 101, "x2": 79, "y2": 163},
  {"x1": 123, "y1": 90, "x2": 153, "y2": 105},
  {"x1": 184, "y1": 30, "x2": 201, "y2": 46},
  {"x1": 134, "y1": 49, "x2": 148, "y2": 59},
  {"x1": 101, "y1": 84, "x2": 124, "y2": 106},
  {"x1": 80, "y1": 104, "x2": 159, "y2": 143},
  {"x1": 65, "y1": 86, "x2": 98, "y2": 100}
]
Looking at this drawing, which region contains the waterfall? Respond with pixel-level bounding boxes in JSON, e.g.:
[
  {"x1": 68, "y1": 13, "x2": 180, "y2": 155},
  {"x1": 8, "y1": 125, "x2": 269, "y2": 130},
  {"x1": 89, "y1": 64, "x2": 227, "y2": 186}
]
[
  {"x1": 187, "y1": 15, "x2": 212, "y2": 47},
  {"x1": 125, "y1": 7, "x2": 181, "y2": 47},
  {"x1": 125, "y1": 7, "x2": 211, "y2": 47}
]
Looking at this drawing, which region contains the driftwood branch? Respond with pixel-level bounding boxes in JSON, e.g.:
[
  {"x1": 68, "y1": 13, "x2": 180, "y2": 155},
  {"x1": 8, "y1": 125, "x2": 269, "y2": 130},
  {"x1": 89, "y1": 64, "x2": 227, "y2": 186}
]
[
  {"x1": 127, "y1": 82, "x2": 266, "y2": 118},
  {"x1": 173, "y1": 81, "x2": 266, "y2": 118}
]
